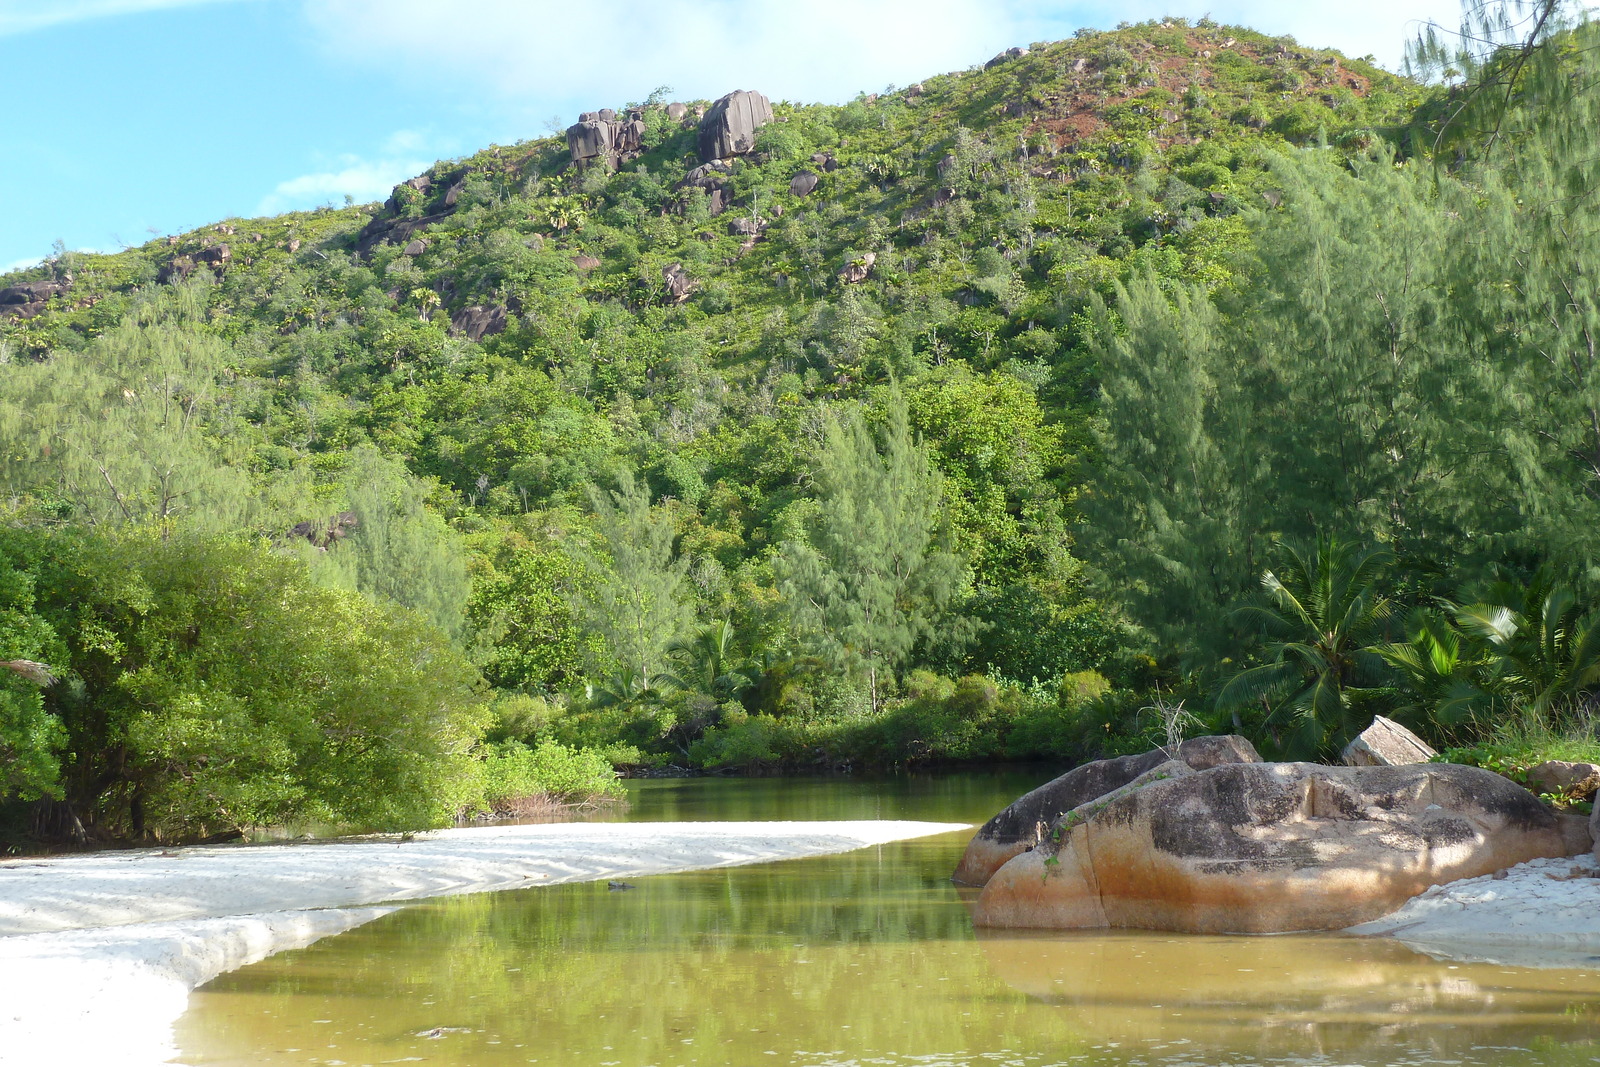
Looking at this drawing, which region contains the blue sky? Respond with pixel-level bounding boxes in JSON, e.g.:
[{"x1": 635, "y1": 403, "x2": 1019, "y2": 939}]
[{"x1": 0, "y1": 0, "x2": 1472, "y2": 272}]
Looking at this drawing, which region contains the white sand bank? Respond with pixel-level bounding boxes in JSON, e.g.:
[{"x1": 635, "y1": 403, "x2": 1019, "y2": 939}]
[
  {"x1": 0, "y1": 819, "x2": 966, "y2": 1067},
  {"x1": 1348, "y1": 852, "x2": 1600, "y2": 968}
]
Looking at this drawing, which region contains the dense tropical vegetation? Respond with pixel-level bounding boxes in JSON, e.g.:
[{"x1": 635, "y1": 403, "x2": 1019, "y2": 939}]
[{"x1": 3, "y1": 3, "x2": 1599, "y2": 847}]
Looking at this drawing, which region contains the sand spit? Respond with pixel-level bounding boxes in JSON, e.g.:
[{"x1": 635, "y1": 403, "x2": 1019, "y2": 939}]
[
  {"x1": 1347, "y1": 852, "x2": 1600, "y2": 967},
  {"x1": 0, "y1": 819, "x2": 967, "y2": 1067}
]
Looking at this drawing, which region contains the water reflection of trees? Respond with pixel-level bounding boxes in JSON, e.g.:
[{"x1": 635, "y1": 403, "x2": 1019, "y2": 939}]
[{"x1": 190, "y1": 835, "x2": 1600, "y2": 1067}]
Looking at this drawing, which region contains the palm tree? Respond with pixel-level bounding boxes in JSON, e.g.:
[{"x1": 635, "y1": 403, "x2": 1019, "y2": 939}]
[
  {"x1": 585, "y1": 665, "x2": 678, "y2": 708},
  {"x1": 0, "y1": 659, "x2": 56, "y2": 686},
  {"x1": 1452, "y1": 571, "x2": 1600, "y2": 720},
  {"x1": 667, "y1": 620, "x2": 757, "y2": 699},
  {"x1": 1217, "y1": 534, "x2": 1395, "y2": 758},
  {"x1": 1372, "y1": 609, "x2": 1488, "y2": 732}
]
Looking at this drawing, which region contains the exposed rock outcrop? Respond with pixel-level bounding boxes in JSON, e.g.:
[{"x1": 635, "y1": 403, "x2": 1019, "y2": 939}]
[
  {"x1": 157, "y1": 256, "x2": 195, "y2": 284},
  {"x1": 355, "y1": 168, "x2": 468, "y2": 256},
  {"x1": 972, "y1": 761, "x2": 1569, "y2": 933},
  {"x1": 1342, "y1": 715, "x2": 1436, "y2": 766},
  {"x1": 0, "y1": 280, "x2": 68, "y2": 305},
  {"x1": 566, "y1": 108, "x2": 648, "y2": 170},
  {"x1": 0, "y1": 279, "x2": 69, "y2": 319},
  {"x1": 1592, "y1": 792, "x2": 1600, "y2": 859},
  {"x1": 287, "y1": 512, "x2": 358, "y2": 551},
  {"x1": 697, "y1": 90, "x2": 773, "y2": 162},
  {"x1": 449, "y1": 304, "x2": 508, "y2": 342},
  {"x1": 677, "y1": 161, "x2": 733, "y2": 216},
  {"x1": 662, "y1": 263, "x2": 695, "y2": 303},
  {"x1": 789, "y1": 170, "x2": 819, "y2": 197},
  {"x1": 952, "y1": 735, "x2": 1261, "y2": 886},
  {"x1": 986, "y1": 46, "x2": 1029, "y2": 69},
  {"x1": 838, "y1": 252, "x2": 876, "y2": 284}
]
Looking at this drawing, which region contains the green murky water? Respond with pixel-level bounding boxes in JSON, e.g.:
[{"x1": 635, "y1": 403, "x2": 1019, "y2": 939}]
[{"x1": 176, "y1": 773, "x2": 1600, "y2": 1067}]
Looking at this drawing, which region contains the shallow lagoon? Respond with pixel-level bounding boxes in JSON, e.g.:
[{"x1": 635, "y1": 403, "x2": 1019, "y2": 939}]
[{"x1": 176, "y1": 773, "x2": 1600, "y2": 1067}]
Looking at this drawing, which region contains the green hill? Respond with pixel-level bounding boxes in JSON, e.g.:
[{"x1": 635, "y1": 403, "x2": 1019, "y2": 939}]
[{"x1": 40, "y1": 12, "x2": 1600, "y2": 843}]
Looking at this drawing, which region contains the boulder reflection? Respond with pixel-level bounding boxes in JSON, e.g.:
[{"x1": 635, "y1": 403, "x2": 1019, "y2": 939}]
[{"x1": 975, "y1": 926, "x2": 1600, "y2": 1059}]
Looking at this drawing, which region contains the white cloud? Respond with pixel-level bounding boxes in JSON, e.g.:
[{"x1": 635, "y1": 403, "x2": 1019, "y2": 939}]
[
  {"x1": 0, "y1": 0, "x2": 252, "y2": 37},
  {"x1": 1, "y1": 256, "x2": 42, "y2": 276},
  {"x1": 257, "y1": 148, "x2": 433, "y2": 215},
  {"x1": 300, "y1": 0, "x2": 1485, "y2": 115},
  {"x1": 303, "y1": 0, "x2": 1028, "y2": 109}
]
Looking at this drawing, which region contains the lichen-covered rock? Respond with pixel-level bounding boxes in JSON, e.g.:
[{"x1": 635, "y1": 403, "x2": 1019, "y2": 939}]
[
  {"x1": 972, "y1": 761, "x2": 1568, "y2": 933},
  {"x1": 697, "y1": 90, "x2": 773, "y2": 162},
  {"x1": 1342, "y1": 715, "x2": 1436, "y2": 766},
  {"x1": 953, "y1": 735, "x2": 1260, "y2": 886}
]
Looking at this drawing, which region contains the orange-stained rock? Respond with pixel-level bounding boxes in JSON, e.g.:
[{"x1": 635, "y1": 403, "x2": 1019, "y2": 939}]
[
  {"x1": 952, "y1": 736, "x2": 1260, "y2": 886},
  {"x1": 972, "y1": 762, "x2": 1568, "y2": 934}
]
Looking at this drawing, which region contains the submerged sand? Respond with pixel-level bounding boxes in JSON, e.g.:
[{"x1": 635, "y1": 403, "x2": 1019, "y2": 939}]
[{"x1": 0, "y1": 819, "x2": 968, "y2": 1067}]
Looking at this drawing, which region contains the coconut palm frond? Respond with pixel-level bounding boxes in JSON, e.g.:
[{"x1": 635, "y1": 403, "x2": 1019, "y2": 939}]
[{"x1": 0, "y1": 659, "x2": 57, "y2": 687}]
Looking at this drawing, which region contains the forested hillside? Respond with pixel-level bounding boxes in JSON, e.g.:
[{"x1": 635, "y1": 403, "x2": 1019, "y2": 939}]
[{"x1": 2, "y1": 9, "x2": 1596, "y2": 847}]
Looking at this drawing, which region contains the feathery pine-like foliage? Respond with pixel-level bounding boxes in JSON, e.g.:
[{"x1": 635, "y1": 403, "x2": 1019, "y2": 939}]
[{"x1": 777, "y1": 397, "x2": 967, "y2": 711}]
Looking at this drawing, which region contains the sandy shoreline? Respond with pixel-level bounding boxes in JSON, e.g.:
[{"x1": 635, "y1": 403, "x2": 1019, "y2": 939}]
[
  {"x1": 1348, "y1": 851, "x2": 1600, "y2": 968},
  {"x1": 0, "y1": 819, "x2": 968, "y2": 1067}
]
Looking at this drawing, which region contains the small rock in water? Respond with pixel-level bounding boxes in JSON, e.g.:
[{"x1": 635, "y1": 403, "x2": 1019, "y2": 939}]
[
  {"x1": 1492, "y1": 869, "x2": 1510, "y2": 880},
  {"x1": 418, "y1": 1026, "x2": 471, "y2": 1039},
  {"x1": 608, "y1": 880, "x2": 636, "y2": 891}
]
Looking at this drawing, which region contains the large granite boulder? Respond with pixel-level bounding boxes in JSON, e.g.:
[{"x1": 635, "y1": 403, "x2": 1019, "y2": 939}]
[
  {"x1": 1592, "y1": 791, "x2": 1600, "y2": 860},
  {"x1": 972, "y1": 761, "x2": 1569, "y2": 934},
  {"x1": 953, "y1": 735, "x2": 1260, "y2": 886},
  {"x1": 662, "y1": 263, "x2": 695, "y2": 303},
  {"x1": 697, "y1": 90, "x2": 773, "y2": 162},
  {"x1": 450, "y1": 304, "x2": 508, "y2": 342},
  {"x1": 567, "y1": 117, "x2": 616, "y2": 164},
  {"x1": 0, "y1": 280, "x2": 67, "y2": 305},
  {"x1": 566, "y1": 108, "x2": 647, "y2": 169},
  {"x1": 1342, "y1": 715, "x2": 1436, "y2": 766},
  {"x1": 838, "y1": 251, "x2": 877, "y2": 284}
]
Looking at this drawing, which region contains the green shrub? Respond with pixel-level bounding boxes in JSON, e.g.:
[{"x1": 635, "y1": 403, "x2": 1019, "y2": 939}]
[
  {"x1": 9, "y1": 527, "x2": 489, "y2": 840},
  {"x1": 473, "y1": 739, "x2": 623, "y2": 813}
]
